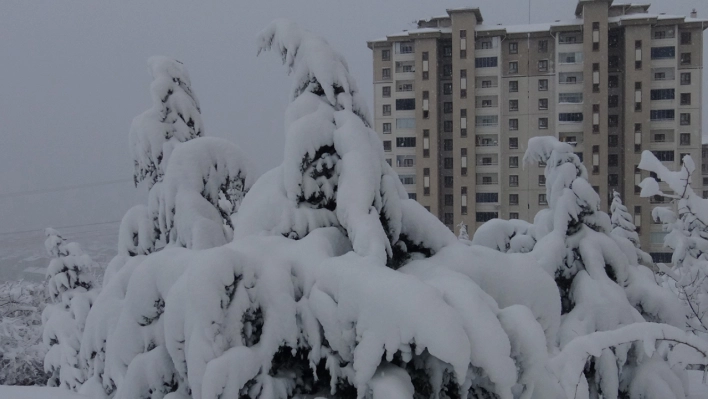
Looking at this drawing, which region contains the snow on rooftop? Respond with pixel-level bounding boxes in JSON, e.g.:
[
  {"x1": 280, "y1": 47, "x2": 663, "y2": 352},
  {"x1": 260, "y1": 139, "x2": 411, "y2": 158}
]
[{"x1": 476, "y1": 19, "x2": 582, "y2": 34}]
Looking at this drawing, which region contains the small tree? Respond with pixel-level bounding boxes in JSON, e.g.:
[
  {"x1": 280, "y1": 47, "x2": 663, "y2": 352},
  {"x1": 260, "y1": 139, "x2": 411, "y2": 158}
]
[
  {"x1": 638, "y1": 151, "x2": 708, "y2": 336},
  {"x1": 610, "y1": 190, "x2": 653, "y2": 267},
  {"x1": 457, "y1": 221, "x2": 469, "y2": 241},
  {"x1": 42, "y1": 228, "x2": 99, "y2": 390}
]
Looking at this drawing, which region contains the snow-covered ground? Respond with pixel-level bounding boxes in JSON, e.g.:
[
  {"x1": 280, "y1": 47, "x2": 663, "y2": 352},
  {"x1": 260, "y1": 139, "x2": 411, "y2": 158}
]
[
  {"x1": 0, "y1": 386, "x2": 87, "y2": 399},
  {"x1": 0, "y1": 222, "x2": 118, "y2": 283}
]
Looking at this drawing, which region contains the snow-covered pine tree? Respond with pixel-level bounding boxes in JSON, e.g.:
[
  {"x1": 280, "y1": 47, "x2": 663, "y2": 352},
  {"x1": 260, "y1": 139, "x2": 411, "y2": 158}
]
[
  {"x1": 516, "y1": 137, "x2": 693, "y2": 397},
  {"x1": 129, "y1": 56, "x2": 203, "y2": 189},
  {"x1": 457, "y1": 221, "x2": 469, "y2": 241},
  {"x1": 42, "y1": 228, "x2": 99, "y2": 390},
  {"x1": 235, "y1": 19, "x2": 451, "y2": 269},
  {"x1": 638, "y1": 151, "x2": 708, "y2": 336},
  {"x1": 610, "y1": 190, "x2": 654, "y2": 267}
]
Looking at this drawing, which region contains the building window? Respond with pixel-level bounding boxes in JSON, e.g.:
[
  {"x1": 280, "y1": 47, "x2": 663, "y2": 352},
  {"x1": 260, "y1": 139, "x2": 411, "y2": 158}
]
[
  {"x1": 509, "y1": 175, "x2": 519, "y2": 187},
  {"x1": 509, "y1": 119, "x2": 518, "y2": 131},
  {"x1": 443, "y1": 139, "x2": 453, "y2": 151},
  {"x1": 386, "y1": 158, "x2": 392, "y2": 166},
  {"x1": 608, "y1": 115, "x2": 618, "y2": 128},
  {"x1": 509, "y1": 42, "x2": 518, "y2": 54},
  {"x1": 509, "y1": 194, "x2": 519, "y2": 205},
  {"x1": 538, "y1": 175, "x2": 546, "y2": 186},
  {"x1": 559, "y1": 93, "x2": 583, "y2": 104},
  {"x1": 509, "y1": 138, "x2": 519, "y2": 150},
  {"x1": 539, "y1": 98, "x2": 549, "y2": 110},
  {"x1": 399, "y1": 175, "x2": 416, "y2": 185},
  {"x1": 475, "y1": 57, "x2": 498, "y2": 68},
  {"x1": 443, "y1": 213, "x2": 453, "y2": 225},
  {"x1": 509, "y1": 81, "x2": 518, "y2": 92},
  {"x1": 681, "y1": 32, "x2": 692, "y2": 45},
  {"x1": 476, "y1": 115, "x2": 498, "y2": 127},
  {"x1": 680, "y1": 113, "x2": 691, "y2": 126},
  {"x1": 509, "y1": 61, "x2": 519, "y2": 74},
  {"x1": 649, "y1": 110, "x2": 675, "y2": 121},
  {"x1": 383, "y1": 141, "x2": 391, "y2": 152},
  {"x1": 608, "y1": 135, "x2": 618, "y2": 147},
  {"x1": 460, "y1": 49, "x2": 467, "y2": 59},
  {"x1": 681, "y1": 53, "x2": 692, "y2": 65},
  {"x1": 608, "y1": 95, "x2": 618, "y2": 108},
  {"x1": 383, "y1": 104, "x2": 391, "y2": 116},
  {"x1": 539, "y1": 194, "x2": 547, "y2": 205},
  {"x1": 381, "y1": 49, "x2": 390, "y2": 61},
  {"x1": 395, "y1": 99, "x2": 415, "y2": 110},
  {"x1": 509, "y1": 156, "x2": 519, "y2": 168},
  {"x1": 559, "y1": 113, "x2": 583, "y2": 123},
  {"x1": 559, "y1": 52, "x2": 583, "y2": 64},
  {"x1": 608, "y1": 56, "x2": 619, "y2": 69},
  {"x1": 422, "y1": 129, "x2": 429, "y2": 157},
  {"x1": 609, "y1": 34, "x2": 619, "y2": 48},
  {"x1": 538, "y1": 40, "x2": 548, "y2": 53},
  {"x1": 396, "y1": 137, "x2": 416, "y2": 148},
  {"x1": 444, "y1": 176, "x2": 453, "y2": 188},
  {"x1": 476, "y1": 212, "x2": 498, "y2": 223},
  {"x1": 608, "y1": 75, "x2": 619, "y2": 88},
  {"x1": 396, "y1": 155, "x2": 415, "y2": 168},
  {"x1": 538, "y1": 79, "x2": 548, "y2": 91},
  {"x1": 651, "y1": 47, "x2": 675, "y2": 59},
  {"x1": 680, "y1": 133, "x2": 691, "y2": 146},
  {"x1": 608, "y1": 154, "x2": 618, "y2": 167},
  {"x1": 444, "y1": 102, "x2": 453, "y2": 114},
  {"x1": 396, "y1": 118, "x2": 415, "y2": 129},
  {"x1": 444, "y1": 195, "x2": 453, "y2": 207},
  {"x1": 608, "y1": 174, "x2": 618, "y2": 186},
  {"x1": 444, "y1": 158, "x2": 453, "y2": 169},
  {"x1": 681, "y1": 93, "x2": 691, "y2": 106},
  {"x1": 477, "y1": 193, "x2": 499, "y2": 203},
  {"x1": 650, "y1": 89, "x2": 675, "y2": 101},
  {"x1": 681, "y1": 73, "x2": 691, "y2": 85},
  {"x1": 443, "y1": 83, "x2": 452, "y2": 95},
  {"x1": 652, "y1": 151, "x2": 674, "y2": 162},
  {"x1": 443, "y1": 64, "x2": 452, "y2": 77},
  {"x1": 509, "y1": 100, "x2": 519, "y2": 111},
  {"x1": 538, "y1": 60, "x2": 549, "y2": 72},
  {"x1": 510, "y1": 212, "x2": 519, "y2": 219},
  {"x1": 382, "y1": 123, "x2": 391, "y2": 134},
  {"x1": 538, "y1": 118, "x2": 549, "y2": 129},
  {"x1": 382, "y1": 68, "x2": 391, "y2": 79},
  {"x1": 443, "y1": 120, "x2": 453, "y2": 132},
  {"x1": 382, "y1": 86, "x2": 391, "y2": 97}
]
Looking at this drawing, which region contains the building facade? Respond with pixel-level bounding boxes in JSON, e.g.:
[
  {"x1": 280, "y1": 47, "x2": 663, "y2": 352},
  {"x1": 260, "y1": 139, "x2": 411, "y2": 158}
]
[{"x1": 368, "y1": 0, "x2": 706, "y2": 261}]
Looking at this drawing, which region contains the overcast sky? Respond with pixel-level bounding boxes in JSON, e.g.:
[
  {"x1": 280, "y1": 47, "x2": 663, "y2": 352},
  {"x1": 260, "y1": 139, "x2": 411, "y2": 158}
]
[{"x1": 0, "y1": 0, "x2": 706, "y2": 235}]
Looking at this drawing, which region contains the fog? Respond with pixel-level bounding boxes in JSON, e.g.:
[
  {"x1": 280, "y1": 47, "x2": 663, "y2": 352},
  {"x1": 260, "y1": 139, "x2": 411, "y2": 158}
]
[{"x1": 0, "y1": 0, "x2": 705, "y2": 235}]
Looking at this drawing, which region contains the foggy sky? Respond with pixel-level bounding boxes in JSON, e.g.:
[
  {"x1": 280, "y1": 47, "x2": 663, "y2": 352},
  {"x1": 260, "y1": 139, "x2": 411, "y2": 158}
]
[{"x1": 0, "y1": 0, "x2": 706, "y2": 235}]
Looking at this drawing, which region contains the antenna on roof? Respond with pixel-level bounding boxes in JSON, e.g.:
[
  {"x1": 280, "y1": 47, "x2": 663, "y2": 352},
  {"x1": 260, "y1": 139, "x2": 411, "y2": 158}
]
[{"x1": 528, "y1": 0, "x2": 532, "y2": 24}]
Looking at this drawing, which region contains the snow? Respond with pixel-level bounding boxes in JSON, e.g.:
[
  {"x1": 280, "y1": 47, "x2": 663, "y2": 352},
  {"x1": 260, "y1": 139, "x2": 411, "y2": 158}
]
[
  {"x1": 0, "y1": 386, "x2": 88, "y2": 399},
  {"x1": 36, "y1": 19, "x2": 708, "y2": 399}
]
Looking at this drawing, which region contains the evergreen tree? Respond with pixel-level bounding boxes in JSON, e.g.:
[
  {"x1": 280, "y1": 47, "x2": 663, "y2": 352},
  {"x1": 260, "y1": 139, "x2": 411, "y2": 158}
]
[
  {"x1": 639, "y1": 151, "x2": 708, "y2": 336},
  {"x1": 610, "y1": 190, "x2": 653, "y2": 267},
  {"x1": 42, "y1": 228, "x2": 98, "y2": 390}
]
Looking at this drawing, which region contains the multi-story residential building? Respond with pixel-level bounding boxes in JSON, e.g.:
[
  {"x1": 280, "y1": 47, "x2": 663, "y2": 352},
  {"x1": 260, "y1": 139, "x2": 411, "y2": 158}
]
[{"x1": 368, "y1": 0, "x2": 706, "y2": 262}]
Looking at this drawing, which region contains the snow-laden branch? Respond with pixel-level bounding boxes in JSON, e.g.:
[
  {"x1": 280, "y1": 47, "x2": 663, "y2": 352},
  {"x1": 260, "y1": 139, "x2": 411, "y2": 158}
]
[{"x1": 551, "y1": 322, "x2": 708, "y2": 399}]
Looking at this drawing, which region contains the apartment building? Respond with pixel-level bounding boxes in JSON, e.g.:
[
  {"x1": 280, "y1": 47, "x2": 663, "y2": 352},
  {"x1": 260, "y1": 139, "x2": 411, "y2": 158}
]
[{"x1": 368, "y1": 0, "x2": 706, "y2": 262}]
